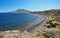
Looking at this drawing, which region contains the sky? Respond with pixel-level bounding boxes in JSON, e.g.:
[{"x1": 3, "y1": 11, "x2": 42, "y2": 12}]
[{"x1": 0, "y1": 0, "x2": 60, "y2": 12}]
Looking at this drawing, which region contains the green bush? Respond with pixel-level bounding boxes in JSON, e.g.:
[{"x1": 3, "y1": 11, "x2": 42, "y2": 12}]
[
  {"x1": 43, "y1": 31, "x2": 55, "y2": 38},
  {"x1": 54, "y1": 23, "x2": 59, "y2": 26},
  {"x1": 50, "y1": 23, "x2": 56, "y2": 28},
  {"x1": 47, "y1": 26, "x2": 51, "y2": 28},
  {"x1": 49, "y1": 20, "x2": 52, "y2": 23},
  {"x1": 46, "y1": 20, "x2": 57, "y2": 28}
]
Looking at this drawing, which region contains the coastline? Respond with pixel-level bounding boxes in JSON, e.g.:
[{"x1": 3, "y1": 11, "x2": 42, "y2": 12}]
[
  {"x1": 23, "y1": 14, "x2": 47, "y2": 32},
  {"x1": 27, "y1": 15, "x2": 48, "y2": 32}
]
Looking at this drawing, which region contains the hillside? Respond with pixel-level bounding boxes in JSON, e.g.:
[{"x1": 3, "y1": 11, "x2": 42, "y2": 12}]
[
  {"x1": 31, "y1": 9, "x2": 60, "y2": 23},
  {"x1": 31, "y1": 9, "x2": 60, "y2": 16}
]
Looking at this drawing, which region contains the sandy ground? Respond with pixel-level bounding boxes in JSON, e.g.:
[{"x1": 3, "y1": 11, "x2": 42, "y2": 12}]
[
  {"x1": 26, "y1": 15, "x2": 48, "y2": 32},
  {"x1": 28, "y1": 17, "x2": 47, "y2": 32}
]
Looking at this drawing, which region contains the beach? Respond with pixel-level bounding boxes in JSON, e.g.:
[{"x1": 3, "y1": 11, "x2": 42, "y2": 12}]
[
  {"x1": 23, "y1": 14, "x2": 48, "y2": 32},
  {"x1": 29, "y1": 16, "x2": 48, "y2": 32}
]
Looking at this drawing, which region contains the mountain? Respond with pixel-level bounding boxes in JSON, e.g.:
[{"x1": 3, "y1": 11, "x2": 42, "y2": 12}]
[{"x1": 13, "y1": 9, "x2": 32, "y2": 13}]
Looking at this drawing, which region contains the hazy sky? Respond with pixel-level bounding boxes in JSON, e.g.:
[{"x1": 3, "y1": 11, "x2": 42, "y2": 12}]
[{"x1": 0, "y1": 0, "x2": 60, "y2": 12}]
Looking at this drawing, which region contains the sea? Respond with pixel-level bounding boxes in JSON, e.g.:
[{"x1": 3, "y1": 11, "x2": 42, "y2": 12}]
[{"x1": 0, "y1": 13, "x2": 44, "y2": 31}]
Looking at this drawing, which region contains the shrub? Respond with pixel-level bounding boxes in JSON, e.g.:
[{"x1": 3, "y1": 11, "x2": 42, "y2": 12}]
[
  {"x1": 46, "y1": 22, "x2": 50, "y2": 24},
  {"x1": 43, "y1": 31, "x2": 55, "y2": 38},
  {"x1": 50, "y1": 23, "x2": 56, "y2": 28},
  {"x1": 54, "y1": 23, "x2": 59, "y2": 26},
  {"x1": 47, "y1": 26, "x2": 51, "y2": 28},
  {"x1": 49, "y1": 20, "x2": 52, "y2": 23}
]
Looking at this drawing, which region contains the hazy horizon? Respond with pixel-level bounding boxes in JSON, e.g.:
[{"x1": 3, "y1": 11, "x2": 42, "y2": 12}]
[{"x1": 0, "y1": 0, "x2": 60, "y2": 12}]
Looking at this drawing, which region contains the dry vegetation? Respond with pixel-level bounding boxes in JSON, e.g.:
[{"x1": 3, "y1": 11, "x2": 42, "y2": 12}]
[{"x1": 0, "y1": 28, "x2": 60, "y2": 38}]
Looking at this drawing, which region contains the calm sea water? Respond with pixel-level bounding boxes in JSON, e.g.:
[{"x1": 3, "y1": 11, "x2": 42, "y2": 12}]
[{"x1": 0, "y1": 13, "x2": 44, "y2": 31}]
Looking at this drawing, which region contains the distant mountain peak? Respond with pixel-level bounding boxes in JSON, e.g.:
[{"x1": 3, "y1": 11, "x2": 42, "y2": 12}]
[{"x1": 13, "y1": 9, "x2": 31, "y2": 13}]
